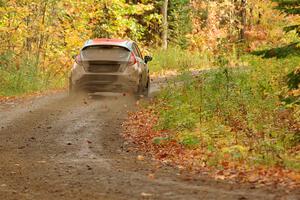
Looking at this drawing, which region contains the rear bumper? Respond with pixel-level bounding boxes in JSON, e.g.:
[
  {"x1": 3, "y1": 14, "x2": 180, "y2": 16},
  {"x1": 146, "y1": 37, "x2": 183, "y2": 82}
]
[{"x1": 71, "y1": 73, "x2": 139, "y2": 93}]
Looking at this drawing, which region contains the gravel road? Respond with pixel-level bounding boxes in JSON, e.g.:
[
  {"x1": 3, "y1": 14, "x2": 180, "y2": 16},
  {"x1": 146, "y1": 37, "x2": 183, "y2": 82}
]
[{"x1": 0, "y1": 85, "x2": 298, "y2": 200}]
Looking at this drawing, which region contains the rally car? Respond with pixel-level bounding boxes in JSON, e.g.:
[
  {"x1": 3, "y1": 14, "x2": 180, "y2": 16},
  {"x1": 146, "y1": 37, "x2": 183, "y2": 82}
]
[{"x1": 69, "y1": 38, "x2": 152, "y2": 96}]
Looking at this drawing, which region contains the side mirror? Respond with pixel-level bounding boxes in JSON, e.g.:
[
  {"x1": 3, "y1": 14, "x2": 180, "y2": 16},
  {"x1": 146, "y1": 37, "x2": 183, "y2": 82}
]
[{"x1": 144, "y1": 55, "x2": 153, "y2": 64}]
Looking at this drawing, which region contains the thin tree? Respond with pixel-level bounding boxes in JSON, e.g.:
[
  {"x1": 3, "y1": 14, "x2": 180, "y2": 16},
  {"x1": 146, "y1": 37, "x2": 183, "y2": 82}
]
[
  {"x1": 234, "y1": 0, "x2": 247, "y2": 41},
  {"x1": 162, "y1": 0, "x2": 168, "y2": 50},
  {"x1": 240, "y1": 0, "x2": 247, "y2": 41}
]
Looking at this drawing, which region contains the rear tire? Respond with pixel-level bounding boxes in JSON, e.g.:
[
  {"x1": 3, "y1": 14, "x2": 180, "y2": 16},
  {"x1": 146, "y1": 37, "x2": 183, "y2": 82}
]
[
  {"x1": 143, "y1": 78, "x2": 150, "y2": 97},
  {"x1": 136, "y1": 77, "x2": 150, "y2": 98},
  {"x1": 69, "y1": 77, "x2": 78, "y2": 96},
  {"x1": 135, "y1": 77, "x2": 144, "y2": 98}
]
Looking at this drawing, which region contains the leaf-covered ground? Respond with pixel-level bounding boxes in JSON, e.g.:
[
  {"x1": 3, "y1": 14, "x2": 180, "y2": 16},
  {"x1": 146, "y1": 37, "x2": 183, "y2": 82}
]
[
  {"x1": 122, "y1": 106, "x2": 300, "y2": 190},
  {"x1": 123, "y1": 54, "x2": 300, "y2": 190}
]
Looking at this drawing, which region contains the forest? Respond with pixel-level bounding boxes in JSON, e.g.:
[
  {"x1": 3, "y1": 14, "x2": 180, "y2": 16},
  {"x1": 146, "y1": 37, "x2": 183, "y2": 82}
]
[
  {"x1": 0, "y1": 0, "x2": 300, "y2": 188},
  {"x1": 0, "y1": 0, "x2": 299, "y2": 95}
]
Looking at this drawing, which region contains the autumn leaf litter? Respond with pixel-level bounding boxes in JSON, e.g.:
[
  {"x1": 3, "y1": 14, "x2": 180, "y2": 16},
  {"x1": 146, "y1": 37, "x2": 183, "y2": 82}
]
[{"x1": 122, "y1": 103, "x2": 300, "y2": 191}]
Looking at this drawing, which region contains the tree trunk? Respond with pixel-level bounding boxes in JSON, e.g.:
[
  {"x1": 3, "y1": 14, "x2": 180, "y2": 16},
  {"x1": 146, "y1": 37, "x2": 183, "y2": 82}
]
[
  {"x1": 37, "y1": 1, "x2": 48, "y2": 68},
  {"x1": 239, "y1": 0, "x2": 247, "y2": 41},
  {"x1": 162, "y1": 0, "x2": 168, "y2": 50}
]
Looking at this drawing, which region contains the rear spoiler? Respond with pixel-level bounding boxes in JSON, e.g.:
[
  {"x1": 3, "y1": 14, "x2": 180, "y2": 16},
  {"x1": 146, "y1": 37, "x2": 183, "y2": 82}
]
[{"x1": 82, "y1": 41, "x2": 131, "y2": 51}]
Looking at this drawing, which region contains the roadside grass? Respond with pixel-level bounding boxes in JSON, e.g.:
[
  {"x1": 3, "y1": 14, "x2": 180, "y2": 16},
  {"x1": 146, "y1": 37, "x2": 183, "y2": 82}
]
[
  {"x1": 0, "y1": 47, "x2": 209, "y2": 96},
  {"x1": 0, "y1": 52, "x2": 67, "y2": 97},
  {"x1": 153, "y1": 54, "x2": 300, "y2": 171},
  {"x1": 149, "y1": 47, "x2": 212, "y2": 74},
  {"x1": 123, "y1": 52, "x2": 300, "y2": 186}
]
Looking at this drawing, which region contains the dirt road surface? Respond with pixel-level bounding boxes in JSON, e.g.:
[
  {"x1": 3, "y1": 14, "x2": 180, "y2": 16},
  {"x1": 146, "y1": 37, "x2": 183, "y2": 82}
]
[{"x1": 0, "y1": 86, "x2": 299, "y2": 199}]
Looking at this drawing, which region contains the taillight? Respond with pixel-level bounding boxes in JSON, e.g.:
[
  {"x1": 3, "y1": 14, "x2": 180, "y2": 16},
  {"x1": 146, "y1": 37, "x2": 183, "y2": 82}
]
[
  {"x1": 75, "y1": 55, "x2": 83, "y2": 65},
  {"x1": 128, "y1": 52, "x2": 137, "y2": 66}
]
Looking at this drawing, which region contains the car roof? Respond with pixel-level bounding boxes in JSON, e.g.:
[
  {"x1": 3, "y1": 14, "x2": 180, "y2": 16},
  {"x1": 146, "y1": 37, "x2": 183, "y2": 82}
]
[{"x1": 82, "y1": 38, "x2": 134, "y2": 51}]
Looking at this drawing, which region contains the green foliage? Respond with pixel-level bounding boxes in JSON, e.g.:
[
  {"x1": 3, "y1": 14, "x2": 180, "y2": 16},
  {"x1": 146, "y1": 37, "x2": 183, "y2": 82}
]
[
  {"x1": 0, "y1": 0, "x2": 195, "y2": 97},
  {"x1": 91, "y1": 0, "x2": 193, "y2": 47},
  {"x1": 178, "y1": 133, "x2": 200, "y2": 148},
  {"x1": 221, "y1": 145, "x2": 248, "y2": 160},
  {"x1": 0, "y1": 0, "x2": 92, "y2": 96},
  {"x1": 168, "y1": 0, "x2": 192, "y2": 48},
  {"x1": 0, "y1": 52, "x2": 66, "y2": 96},
  {"x1": 154, "y1": 54, "x2": 300, "y2": 169},
  {"x1": 273, "y1": 0, "x2": 300, "y2": 36},
  {"x1": 157, "y1": 102, "x2": 198, "y2": 131},
  {"x1": 284, "y1": 24, "x2": 300, "y2": 36},
  {"x1": 0, "y1": 0, "x2": 5, "y2": 6},
  {"x1": 152, "y1": 136, "x2": 171, "y2": 146},
  {"x1": 251, "y1": 42, "x2": 300, "y2": 58},
  {"x1": 150, "y1": 47, "x2": 211, "y2": 73},
  {"x1": 91, "y1": 0, "x2": 162, "y2": 44},
  {"x1": 287, "y1": 67, "x2": 300, "y2": 90},
  {"x1": 274, "y1": 0, "x2": 300, "y2": 15},
  {"x1": 283, "y1": 67, "x2": 300, "y2": 105}
]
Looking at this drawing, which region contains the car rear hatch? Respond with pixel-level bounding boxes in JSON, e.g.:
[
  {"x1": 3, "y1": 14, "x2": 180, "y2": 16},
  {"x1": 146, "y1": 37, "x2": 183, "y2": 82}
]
[{"x1": 80, "y1": 45, "x2": 131, "y2": 73}]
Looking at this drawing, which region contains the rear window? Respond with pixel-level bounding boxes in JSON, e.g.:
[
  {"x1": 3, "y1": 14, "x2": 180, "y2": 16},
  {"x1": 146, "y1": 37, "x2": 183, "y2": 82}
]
[{"x1": 81, "y1": 46, "x2": 130, "y2": 62}]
